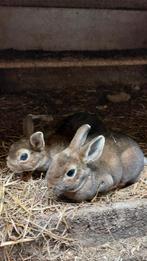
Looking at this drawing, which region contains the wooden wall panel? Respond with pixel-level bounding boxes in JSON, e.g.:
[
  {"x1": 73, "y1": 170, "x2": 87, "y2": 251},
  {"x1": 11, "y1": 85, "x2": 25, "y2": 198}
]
[
  {"x1": 1, "y1": 0, "x2": 147, "y2": 10},
  {"x1": 0, "y1": 7, "x2": 147, "y2": 51}
]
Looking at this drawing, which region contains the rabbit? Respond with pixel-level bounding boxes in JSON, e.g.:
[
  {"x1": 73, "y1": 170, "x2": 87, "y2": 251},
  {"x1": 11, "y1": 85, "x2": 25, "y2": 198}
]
[
  {"x1": 47, "y1": 124, "x2": 146, "y2": 202},
  {"x1": 7, "y1": 113, "x2": 55, "y2": 174},
  {"x1": 7, "y1": 112, "x2": 106, "y2": 174}
]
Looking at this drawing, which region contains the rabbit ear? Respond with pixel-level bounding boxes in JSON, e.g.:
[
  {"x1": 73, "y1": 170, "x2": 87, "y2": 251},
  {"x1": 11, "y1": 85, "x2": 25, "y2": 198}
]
[
  {"x1": 69, "y1": 124, "x2": 91, "y2": 150},
  {"x1": 30, "y1": 131, "x2": 45, "y2": 151},
  {"x1": 81, "y1": 135, "x2": 105, "y2": 162},
  {"x1": 23, "y1": 114, "x2": 34, "y2": 137},
  {"x1": 23, "y1": 114, "x2": 53, "y2": 138}
]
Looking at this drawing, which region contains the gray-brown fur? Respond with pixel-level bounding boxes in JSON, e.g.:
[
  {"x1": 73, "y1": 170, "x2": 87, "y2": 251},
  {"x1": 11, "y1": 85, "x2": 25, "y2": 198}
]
[
  {"x1": 7, "y1": 133, "x2": 67, "y2": 173},
  {"x1": 47, "y1": 124, "x2": 145, "y2": 202},
  {"x1": 7, "y1": 112, "x2": 105, "y2": 174}
]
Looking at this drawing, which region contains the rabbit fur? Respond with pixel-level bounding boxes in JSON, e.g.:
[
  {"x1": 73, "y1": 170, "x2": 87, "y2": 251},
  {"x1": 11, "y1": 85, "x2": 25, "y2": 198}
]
[
  {"x1": 7, "y1": 112, "x2": 105, "y2": 174},
  {"x1": 47, "y1": 124, "x2": 145, "y2": 202}
]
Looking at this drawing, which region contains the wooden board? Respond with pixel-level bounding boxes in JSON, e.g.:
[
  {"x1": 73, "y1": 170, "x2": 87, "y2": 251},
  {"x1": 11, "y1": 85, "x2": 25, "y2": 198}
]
[
  {"x1": 1, "y1": 0, "x2": 147, "y2": 10},
  {"x1": 37, "y1": 200, "x2": 147, "y2": 246},
  {"x1": 0, "y1": 7, "x2": 147, "y2": 51}
]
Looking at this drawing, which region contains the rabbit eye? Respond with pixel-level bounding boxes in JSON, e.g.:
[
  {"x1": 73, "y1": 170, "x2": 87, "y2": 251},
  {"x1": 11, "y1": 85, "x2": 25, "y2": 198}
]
[
  {"x1": 20, "y1": 153, "x2": 28, "y2": 161},
  {"x1": 66, "y1": 169, "x2": 76, "y2": 178}
]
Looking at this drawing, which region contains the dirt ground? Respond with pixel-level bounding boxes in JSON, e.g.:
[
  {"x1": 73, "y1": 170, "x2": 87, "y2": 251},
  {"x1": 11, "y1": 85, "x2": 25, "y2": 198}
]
[{"x1": 0, "y1": 83, "x2": 147, "y2": 260}]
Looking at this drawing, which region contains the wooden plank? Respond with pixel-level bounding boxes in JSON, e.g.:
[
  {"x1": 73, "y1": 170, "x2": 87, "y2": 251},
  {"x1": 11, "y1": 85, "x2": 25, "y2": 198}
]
[
  {"x1": 1, "y1": 54, "x2": 147, "y2": 69},
  {"x1": 1, "y1": 0, "x2": 147, "y2": 10},
  {"x1": 37, "y1": 200, "x2": 147, "y2": 246},
  {"x1": 0, "y1": 8, "x2": 147, "y2": 51}
]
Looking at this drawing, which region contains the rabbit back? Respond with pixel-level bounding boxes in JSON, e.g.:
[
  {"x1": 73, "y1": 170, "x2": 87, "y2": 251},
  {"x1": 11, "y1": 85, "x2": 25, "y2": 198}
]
[
  {"x1": 117, "y1": 135, "x2": 144, "y2": 186},
  {"x1": 56, "y1": 111, "x2": 106, "y2": 139},
  {"x1": 99, "y1": 134, "x2": 144, "y2": 188}
]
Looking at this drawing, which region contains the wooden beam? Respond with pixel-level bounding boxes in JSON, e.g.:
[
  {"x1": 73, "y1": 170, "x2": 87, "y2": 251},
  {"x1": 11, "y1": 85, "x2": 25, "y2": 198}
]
[
  {"x1": 0, "y1": 8, "x2": 147, "y2": 51},
  {"x1": 1, "y1": 0, "x2": 147, "y2": 10},
  {"x1": 1, "y1": 54, "x2": 147, "y2": 69},
  {"x1": 37, "y1": 199, "x2": 147, "y2": 246}
]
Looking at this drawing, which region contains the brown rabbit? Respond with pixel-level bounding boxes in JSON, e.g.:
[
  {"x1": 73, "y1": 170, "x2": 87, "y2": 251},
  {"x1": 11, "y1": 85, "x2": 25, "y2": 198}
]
[
  {"x1": 47, "y1": 124, "x2": 146, "y2": 202},
  {"x1": 7, "y1": 113, "x2": 106, "y2": 174}
]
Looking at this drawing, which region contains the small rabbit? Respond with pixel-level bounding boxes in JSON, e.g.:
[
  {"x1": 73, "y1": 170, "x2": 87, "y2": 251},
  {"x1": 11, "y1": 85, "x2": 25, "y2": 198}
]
[
  {"x1": 47, "y1": 124, "x2": 146, "y2": 202},
  {"x1": 7, "y1": 112, "x2": 105, "y2": 174}
]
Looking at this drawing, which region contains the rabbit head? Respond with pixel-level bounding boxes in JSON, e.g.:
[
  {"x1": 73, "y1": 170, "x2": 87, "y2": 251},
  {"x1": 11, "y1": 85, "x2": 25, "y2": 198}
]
[
  {"x1": 47, "y1": 124, "x2": 105, "y2": 201},
  {"x1": 7, "y1": 131, "x2": 50, "y2": 173}
]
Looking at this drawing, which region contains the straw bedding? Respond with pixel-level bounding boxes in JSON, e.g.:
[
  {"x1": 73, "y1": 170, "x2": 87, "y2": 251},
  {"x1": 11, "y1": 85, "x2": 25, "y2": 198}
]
[{"x1": 0, "y1": 84, "x2": 147, "y2": 260}]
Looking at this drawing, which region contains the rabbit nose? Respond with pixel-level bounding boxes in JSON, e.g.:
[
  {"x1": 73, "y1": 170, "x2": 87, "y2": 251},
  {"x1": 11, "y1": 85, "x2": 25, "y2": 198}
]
[
  {"x1": 47, "y1": 181, "x2": 54, "y2": 189},
  {"x1": 48, "y1": 184, "x2": 53, "y2": 189}
]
